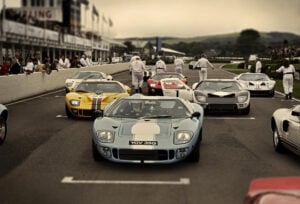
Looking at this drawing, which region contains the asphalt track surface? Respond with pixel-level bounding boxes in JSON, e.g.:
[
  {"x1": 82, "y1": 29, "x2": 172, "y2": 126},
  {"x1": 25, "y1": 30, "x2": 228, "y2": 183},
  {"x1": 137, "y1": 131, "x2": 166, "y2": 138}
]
[{"x1": 0, "y1": 64, "x2": 299, "y2": 204}]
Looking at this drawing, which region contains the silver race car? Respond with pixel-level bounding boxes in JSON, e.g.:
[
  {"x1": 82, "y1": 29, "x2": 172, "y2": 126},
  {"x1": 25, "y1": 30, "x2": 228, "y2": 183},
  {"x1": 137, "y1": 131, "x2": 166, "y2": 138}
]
[
  {"x1": 271, "y1": 105, "x2": 300, "y2": 154},
  {"x1": 234, "y1": 72, "x2": 275, "y2": 96},
  {"x1": 92, "y1": 94, "x2": 204, "y2": 163},
  {"x1": 192, "y1": 79, "x2": 251, "y2": 115},
  {"x1": 0, "y1": 104, "x2": 8, "y2": 144}
]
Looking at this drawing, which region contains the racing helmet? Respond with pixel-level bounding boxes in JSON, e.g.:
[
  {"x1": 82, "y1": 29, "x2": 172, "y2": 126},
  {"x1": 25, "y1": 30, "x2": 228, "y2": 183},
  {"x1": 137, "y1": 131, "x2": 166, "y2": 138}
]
[{"x1": 130, "y1": 100, "x2": 143, "y2": 113}]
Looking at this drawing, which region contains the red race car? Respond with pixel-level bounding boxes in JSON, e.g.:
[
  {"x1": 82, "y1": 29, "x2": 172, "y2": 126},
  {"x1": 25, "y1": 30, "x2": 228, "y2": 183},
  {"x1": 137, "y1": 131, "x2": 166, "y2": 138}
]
[
  {"x1": 244, "y1": 176, "x2": 300, "y2": 204},
  {"x1": 146, "y1": 72, "x2": 187, "y2": 95}
]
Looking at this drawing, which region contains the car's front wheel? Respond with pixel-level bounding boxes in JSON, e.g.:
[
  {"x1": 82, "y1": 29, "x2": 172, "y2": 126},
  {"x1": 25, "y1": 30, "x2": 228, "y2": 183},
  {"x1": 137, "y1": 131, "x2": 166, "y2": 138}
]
[
  {"x1": 241, "y1": 104, "x2": 250, "y2": 115},
  {"x1": 273, "y1": 125, "x2": 285, "y2": 153},
  {"x1": 65, "y1": 105, "x2": 74, "y2": 118},
  {"x1": 92, "y1": 140, "x2": 104, "y2": 161},
  {"x1": 186, "y1": 131, "x2": 201, "y2": 162},
  {"x1": 0, "y1": 116, "x2": 7, "y2": 144}
]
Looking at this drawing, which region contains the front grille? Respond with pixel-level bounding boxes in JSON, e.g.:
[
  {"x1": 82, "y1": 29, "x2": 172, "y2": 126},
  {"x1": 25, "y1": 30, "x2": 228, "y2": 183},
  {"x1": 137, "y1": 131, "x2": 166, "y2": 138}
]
[
  {"x1": 113, "y1": 149, "x2": 172, "y2": 161},
  {"x1": 207, "y1": 104, "x2": 237, "y2": 111}
]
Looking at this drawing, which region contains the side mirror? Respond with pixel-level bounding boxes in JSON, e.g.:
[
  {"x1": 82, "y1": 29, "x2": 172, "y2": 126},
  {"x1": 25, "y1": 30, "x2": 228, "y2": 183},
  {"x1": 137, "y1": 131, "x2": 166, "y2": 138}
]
[
  {"x1": 191, "y1": 112, "x2": 201, "y2": 119},
  {"x1": 68, "y1": 87, "x2": 74, "y2": 92},
  {"x1": 192, "y1": 83, "x2": 198, "y2": 90}
]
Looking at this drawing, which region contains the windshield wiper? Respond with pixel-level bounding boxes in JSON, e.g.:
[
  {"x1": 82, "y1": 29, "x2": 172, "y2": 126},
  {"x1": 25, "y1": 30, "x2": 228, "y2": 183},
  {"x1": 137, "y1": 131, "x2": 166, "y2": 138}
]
[{"x1": 221, "y1": 86, "x2": 233, "y2": 90}]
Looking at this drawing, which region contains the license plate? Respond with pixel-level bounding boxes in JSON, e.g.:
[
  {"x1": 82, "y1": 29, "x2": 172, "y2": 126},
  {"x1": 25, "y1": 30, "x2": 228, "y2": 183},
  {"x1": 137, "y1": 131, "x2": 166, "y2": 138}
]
[{"x1": 129, "y1": 141, "x2": 158, "y2": 145}]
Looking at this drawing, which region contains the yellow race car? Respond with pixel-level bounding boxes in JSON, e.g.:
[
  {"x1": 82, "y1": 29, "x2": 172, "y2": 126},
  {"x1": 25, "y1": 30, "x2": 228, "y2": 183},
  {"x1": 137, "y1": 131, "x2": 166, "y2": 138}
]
[{"x1": 65, "y1": 79, "x2": 131, "y2": 118}]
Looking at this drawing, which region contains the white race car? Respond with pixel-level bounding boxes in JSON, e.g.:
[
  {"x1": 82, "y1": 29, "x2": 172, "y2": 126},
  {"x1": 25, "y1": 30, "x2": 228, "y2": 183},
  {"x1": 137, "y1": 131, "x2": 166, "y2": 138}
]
[
  {"x1": 234, "y1": 72, "x2": 275, "y2": 96},
  {"x1": 271, "y1": 105, "x2": 300, "y2": 154},
  {"x1": 65, "y1": 71, "x2": 113, "y2": 93}
]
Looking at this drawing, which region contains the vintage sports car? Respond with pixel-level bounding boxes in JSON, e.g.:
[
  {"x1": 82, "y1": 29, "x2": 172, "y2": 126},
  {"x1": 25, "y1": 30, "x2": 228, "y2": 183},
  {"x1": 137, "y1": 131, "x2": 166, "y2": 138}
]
[
  {"x1": 271, "y1": 104, "x2": 300, "y2": 154},
  {"x1": 0, "y1": 104, "x2": 8, "y2": 144},
  {"x1": 192, "y1": 79, "x2": 251, "y2": 115},
  {"x1": 147, "y1": 72, "x2": 187, "y2": 95},
  {"x1": 234, "y1": 73, "x2": 276, "y2": 96},
  {"x1": 161, "y1": 78, "x2": 194, "y2": 102},
  {"x1": 65, "y1": 80, "x2": 131, "y2": 118},
  {"x1": 65, "y1": 71, "x2": 113, "y2": 93},
  {"x1": 244, "y1": 176, "x2": 300, "y2": 204},
  {"x1": 143, "y1": 66, "x2": 156, "y2": 82},
  {"x1": 92, "y1": 94, "x2": 204, "y2": 163}
]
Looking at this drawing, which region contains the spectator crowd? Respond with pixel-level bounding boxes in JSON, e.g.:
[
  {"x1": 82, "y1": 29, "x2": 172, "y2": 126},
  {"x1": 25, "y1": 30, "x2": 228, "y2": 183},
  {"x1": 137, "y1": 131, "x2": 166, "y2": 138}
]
[{"x1": 0, "y1": 53, "x2": 95, "y2": 75}]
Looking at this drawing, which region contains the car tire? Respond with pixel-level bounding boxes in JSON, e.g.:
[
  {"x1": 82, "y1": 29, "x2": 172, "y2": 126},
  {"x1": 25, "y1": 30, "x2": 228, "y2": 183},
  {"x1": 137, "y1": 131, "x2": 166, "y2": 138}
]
[
  {"x1": 65, "y1": 105, "x2": 74, "y2": 118},
  {"x1": 0, "y1": 116, "x2": 7, "y2": 145},
  {"x1": 241, "y1": 104, "x2": 250, "y2": 115},
  {"x1": 186, "y1": 136, "x2": 201, "y2": 163},
  {"x1": 273, "y1": 125, "x2": 285, "y2": 153},
  {"x1": 92, "y1": 140, "x2": 104, "y2": 161}
]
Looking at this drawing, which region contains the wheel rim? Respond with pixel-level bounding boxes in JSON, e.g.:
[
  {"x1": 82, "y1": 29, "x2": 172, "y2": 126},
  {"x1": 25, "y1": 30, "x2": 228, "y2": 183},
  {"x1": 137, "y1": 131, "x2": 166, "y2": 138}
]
[
  {"x1": 273, "y1": 129, "x2": 279, "y2": 147},
  {"x1": 0, "y1": 119, "x2": 6, "y2": 140}
]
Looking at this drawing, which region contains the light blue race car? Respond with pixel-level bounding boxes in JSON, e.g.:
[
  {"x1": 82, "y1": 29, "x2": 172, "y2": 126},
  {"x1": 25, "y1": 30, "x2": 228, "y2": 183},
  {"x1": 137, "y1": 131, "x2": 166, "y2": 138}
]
[
  {"x1": 0, "y1": 104, "x2": 8, "y2": 144},
  {"x1": 92, "y1": 94, "x2": 204, "y2": 164}
]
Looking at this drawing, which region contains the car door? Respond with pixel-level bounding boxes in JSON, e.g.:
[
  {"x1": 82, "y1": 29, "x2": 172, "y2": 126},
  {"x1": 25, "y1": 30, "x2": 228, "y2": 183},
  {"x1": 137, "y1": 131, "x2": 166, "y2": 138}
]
[
  {"x1": 287, "y1": 109, "x2": 300, "y2": 148},
  {"x1": 161, "y1": 78, "x2": 194, "y2": 101}
]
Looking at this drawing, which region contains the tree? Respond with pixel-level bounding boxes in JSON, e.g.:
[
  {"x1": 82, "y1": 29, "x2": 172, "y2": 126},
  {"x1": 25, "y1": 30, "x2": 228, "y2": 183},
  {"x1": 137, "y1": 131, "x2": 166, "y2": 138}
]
[
  {"x1": 236, "y1": 29, "x2": 261, "y2": 57},
  {"x1": 123, "y1": 41, "x2": 135, "y2": 53}
]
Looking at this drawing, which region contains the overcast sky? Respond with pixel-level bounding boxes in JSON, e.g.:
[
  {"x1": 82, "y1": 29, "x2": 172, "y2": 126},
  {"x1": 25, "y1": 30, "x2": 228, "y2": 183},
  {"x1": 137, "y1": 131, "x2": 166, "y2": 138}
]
[{"x1": 3, "y1": 0, "x2": 300, "y2": 38}]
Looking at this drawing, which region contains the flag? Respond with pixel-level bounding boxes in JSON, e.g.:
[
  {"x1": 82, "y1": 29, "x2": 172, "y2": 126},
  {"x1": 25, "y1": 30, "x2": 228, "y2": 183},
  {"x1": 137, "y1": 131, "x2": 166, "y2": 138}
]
[
  {"x1": 92, "y1": 5, "x2": 99, "y2": 17},
  {"x1": 102, "y1": 14, "x2": 107, "y2": 23},
  {"x1": 108, "y1": 18, "x2": 113, "y2": 27}
]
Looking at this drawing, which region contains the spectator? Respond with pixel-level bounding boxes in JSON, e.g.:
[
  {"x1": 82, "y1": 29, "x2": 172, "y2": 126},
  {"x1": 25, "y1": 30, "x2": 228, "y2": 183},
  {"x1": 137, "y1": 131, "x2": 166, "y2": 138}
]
[
  {"x1": 10, "y1": 57, "x2": 23, "y2": 74},
  {"x1": 71, "y1": 55, "x2": 81, "y2": 68},
  {"x1": 80, "y1": 55, "x2": 87, "y2": 67},
  {"x1": 58, "y1": 55, "x2": 69, "y2": 69},
  {"x1": 0, "y1": 58, "x2": 11, "y2": 75},
  {"x1": 24, "y1": 58, "x2": 34, "y2": 74}
]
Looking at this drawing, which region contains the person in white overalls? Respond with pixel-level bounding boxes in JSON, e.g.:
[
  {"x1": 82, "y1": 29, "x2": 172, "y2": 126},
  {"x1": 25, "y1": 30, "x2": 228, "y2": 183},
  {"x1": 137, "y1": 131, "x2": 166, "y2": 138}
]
[
  {"x1": 193, "y1": 54, "x2": 214, "y2": 82},
  {"x1": 129, "y1": 56, "x2": 145, "y2": 93},
  {"x1": 276, "y1": 59, "x2": 295, "y2": 99},
  {"x1": 155, "y1": 56, "x2": 167, "y2": 73},
  {"x1": 174, "y1": 56, "x2": 184, "y2": 74}
]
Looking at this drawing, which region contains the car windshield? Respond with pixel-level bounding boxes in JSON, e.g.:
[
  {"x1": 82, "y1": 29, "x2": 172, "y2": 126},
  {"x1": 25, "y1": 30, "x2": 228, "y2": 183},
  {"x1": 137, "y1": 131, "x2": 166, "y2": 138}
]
[
  {"x1": 106, "y1": 98, "x2": 190, "y2": 118},
  {"x1": 152, "y1": 73, "x2": 182, "y2": 80},
  {"x1": 239, "y1": 73, "x2": 269, "y2": 81},
  {"x1": 196, "y1": 81, "x2": 241, "y2": 92},
  {"x1": 74, "y1": 82, "x2": 124, "y2": 93},
  {"x1": 72, "y1": 72, "x2": 105, "y2": 79}
]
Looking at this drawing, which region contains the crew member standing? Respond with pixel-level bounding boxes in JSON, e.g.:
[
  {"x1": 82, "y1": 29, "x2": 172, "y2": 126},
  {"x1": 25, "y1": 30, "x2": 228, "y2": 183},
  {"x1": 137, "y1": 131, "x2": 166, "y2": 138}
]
[
  {"x1": 255, "y1": 58, "x2": 262, "y2": 73},
  {"x1": 276, "y1": 59, "x2": 295, "y2": 99},
  {"x1": 155, "y1": 56, "x2": 167, "y2": 73},
  {"x1": 174, "y1": 56, "x2": 184, "y2": 74},
  {"x1": 193, "y1": 54, "x2": 214, "y2": 81},
  {"x1": 129, "y1": 56, "x2": 145, "y2": 93}
]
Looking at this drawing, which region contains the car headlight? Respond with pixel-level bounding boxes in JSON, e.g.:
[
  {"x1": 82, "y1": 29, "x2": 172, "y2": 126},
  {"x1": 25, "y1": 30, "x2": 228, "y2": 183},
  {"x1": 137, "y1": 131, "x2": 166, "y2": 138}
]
[
  {"x1": 70, "y1": 100, "x2": 80, "y2": 106},
  {"x1": 174, "y1": 131, "x2": 193, "y2": 145},
  {"x1": 195, "y1": 95, "x2": 206, "y2": 102},
  {"x1": 150, "y1": 83, "x2": 156, "y2": 87},
  {"x1": 237, "y1": 95, "x2": 248, "y2": 103},
  {"x1": 96, "y1": 130, "x2": 115, "y2": 143}
]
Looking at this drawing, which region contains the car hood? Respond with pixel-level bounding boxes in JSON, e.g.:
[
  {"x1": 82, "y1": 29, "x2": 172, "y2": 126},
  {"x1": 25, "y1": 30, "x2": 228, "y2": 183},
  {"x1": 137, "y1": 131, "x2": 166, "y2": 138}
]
[{"x1": 95, "y1": 117, "x2": 195, "y2": 138}]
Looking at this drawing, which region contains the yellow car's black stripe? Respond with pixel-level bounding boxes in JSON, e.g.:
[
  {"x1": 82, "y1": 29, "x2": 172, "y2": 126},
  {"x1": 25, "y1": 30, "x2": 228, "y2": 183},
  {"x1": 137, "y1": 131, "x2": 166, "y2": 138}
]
[
  {"x1": 96, "y1": 97, "x2": 101, "y2": 110},
  {"x1": 92, "y1": 97, "x2": 97, "y2": 111}
]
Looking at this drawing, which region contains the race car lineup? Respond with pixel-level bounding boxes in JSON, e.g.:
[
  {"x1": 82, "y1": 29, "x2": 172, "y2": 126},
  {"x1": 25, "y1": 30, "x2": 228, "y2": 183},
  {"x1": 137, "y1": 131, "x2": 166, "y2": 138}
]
[{"x1": 61, "y1": 69, "x2": 300, "y2": 164}]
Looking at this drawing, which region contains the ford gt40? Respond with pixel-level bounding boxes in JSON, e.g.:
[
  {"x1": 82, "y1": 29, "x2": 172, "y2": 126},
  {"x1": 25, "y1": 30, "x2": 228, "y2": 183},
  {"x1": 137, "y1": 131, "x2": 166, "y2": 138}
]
[
  {"x1": 92, "y1": 94, "x2": 204, "y2": 163},
  {"x1": 271, "y1": 104, "x2": 300, "y2": 154},
  {"x1": 65, "y1": 80, "x2": 131, "y2": 118}
]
